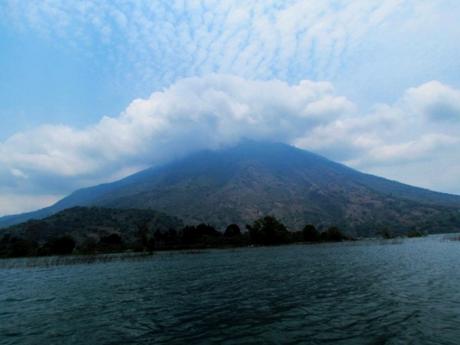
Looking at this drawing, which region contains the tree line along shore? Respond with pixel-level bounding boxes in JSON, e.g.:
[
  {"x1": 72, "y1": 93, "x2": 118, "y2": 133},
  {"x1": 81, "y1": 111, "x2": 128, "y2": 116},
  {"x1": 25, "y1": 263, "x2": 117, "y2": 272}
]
[{"x1": 0, "y1": 215, "x2": 355, "y2": 259}]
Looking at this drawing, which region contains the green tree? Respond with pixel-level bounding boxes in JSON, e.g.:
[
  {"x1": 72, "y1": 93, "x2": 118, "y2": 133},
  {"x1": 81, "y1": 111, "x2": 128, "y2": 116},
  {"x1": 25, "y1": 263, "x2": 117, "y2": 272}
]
[
  {"x1": 97, "y1": 233, "x2": 124, "y2": 252},
  {"x1": 320, "y1": 227, "x2": 345, "y2": 242},
  {"x1": 6, "y1": 237, "x2": 38, "y2": 257},
  {"x1": 302, "y1": 224, "x2": 319, "y2": 242},
  {"x1": 247, "y1": 216, "x2": 289, "y2": 245},
  {"x1": 135, "y1": 222, "x2": 152, "y2": 252},
  {"x1": 224, "y1": 224, "x2": 241, "y2": 237},
  {"x1": 46, "y1": 236, "x2": 76, "y2": 255}
]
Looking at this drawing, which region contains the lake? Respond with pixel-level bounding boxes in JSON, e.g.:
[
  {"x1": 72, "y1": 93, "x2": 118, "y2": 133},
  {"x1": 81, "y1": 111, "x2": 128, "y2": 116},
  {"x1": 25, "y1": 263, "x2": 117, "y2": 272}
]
[{"x1": 1, "y1": 235, "x2": 460, "y2": 344}]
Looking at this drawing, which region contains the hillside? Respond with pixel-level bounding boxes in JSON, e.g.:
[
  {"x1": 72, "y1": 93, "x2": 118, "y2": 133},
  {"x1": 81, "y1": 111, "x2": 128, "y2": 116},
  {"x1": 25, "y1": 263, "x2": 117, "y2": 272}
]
[
  {"x1": 1, "y1": 207, "x2": 182, "y2": 246},
  {"x1": 1, "y1": 141, "x2": 460, "y2": 236}
]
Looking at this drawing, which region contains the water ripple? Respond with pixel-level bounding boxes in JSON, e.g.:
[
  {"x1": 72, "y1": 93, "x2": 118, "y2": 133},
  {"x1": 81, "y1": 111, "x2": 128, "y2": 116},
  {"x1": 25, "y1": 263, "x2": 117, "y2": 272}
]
[{"x1": 1, "y1": 236, "x2": 460, "y2": 344}]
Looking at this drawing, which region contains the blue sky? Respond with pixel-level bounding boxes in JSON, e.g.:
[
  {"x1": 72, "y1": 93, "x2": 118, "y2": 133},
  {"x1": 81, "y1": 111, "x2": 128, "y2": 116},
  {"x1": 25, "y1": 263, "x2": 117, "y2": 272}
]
[{"x1": 1, "y1": 0, "x2": 460, "y2": 215}]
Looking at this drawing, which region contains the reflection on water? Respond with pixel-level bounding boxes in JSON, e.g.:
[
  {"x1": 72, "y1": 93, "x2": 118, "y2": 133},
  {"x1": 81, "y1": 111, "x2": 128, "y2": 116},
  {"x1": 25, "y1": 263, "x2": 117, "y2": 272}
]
[{"x1": 1, "y1": 235, "x2": 460, "y2": 344}]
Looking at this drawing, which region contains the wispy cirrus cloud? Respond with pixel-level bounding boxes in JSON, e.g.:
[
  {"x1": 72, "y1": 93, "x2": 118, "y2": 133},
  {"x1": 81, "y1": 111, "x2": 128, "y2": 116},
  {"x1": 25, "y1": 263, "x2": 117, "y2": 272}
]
[{"x1": 4, "y1": 0, "x2": 458, "y2": 99}]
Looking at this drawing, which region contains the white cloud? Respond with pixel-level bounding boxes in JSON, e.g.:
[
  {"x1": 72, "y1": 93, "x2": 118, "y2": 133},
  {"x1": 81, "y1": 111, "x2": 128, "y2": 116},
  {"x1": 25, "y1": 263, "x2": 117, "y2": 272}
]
[
  {"x1": 0, "y1": 193, "x2": 62, "y2": 217},
  {"x1": 295, "y1": 80, "x2": 460, "y2": 192},
  {"x1": 403, "y1": 81, "x2": 460, "y2": 123},
  {"x1": 10, "y1": 168, "x2": 28, "y2": 179},
  {"x1": 0, "y1": 75, "x2": 350, "y2": 182},
  {"x1": 1, "y1": 75, "x2": 460, "y2": 216}
]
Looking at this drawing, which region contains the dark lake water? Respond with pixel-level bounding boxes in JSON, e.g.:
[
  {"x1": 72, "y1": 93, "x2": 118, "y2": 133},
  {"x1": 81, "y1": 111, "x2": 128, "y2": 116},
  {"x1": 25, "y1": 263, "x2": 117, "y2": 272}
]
[{"x1": 1, "y1": 235, "x2": 460, "y2": 345}]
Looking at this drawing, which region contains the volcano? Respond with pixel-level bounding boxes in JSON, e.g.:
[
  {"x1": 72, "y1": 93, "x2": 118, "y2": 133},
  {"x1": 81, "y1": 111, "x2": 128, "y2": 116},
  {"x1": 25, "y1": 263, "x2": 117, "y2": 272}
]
[{"x1": 2, "y1": 141, "x2": 460, "y2": 236}]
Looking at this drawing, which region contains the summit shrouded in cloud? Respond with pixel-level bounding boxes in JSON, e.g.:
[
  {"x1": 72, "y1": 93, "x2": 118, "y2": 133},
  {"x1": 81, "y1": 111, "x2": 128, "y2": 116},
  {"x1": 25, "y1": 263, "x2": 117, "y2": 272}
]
[{"x1": 1, "y1": 0, "x2": 460, "y2": 215}]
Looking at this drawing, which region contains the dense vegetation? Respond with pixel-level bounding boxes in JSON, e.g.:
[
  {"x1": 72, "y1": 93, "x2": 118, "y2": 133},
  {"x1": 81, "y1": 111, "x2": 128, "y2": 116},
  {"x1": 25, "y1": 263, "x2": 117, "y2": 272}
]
[{"x1": 0, "y1": 209, "x2": 355, "y2": 258}]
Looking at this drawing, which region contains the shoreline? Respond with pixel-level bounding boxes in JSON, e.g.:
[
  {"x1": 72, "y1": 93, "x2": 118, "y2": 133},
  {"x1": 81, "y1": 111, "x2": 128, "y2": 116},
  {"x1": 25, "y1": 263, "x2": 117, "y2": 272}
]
[{"x1": 2, "y1": 235, "x2": 453, "y2": 269}]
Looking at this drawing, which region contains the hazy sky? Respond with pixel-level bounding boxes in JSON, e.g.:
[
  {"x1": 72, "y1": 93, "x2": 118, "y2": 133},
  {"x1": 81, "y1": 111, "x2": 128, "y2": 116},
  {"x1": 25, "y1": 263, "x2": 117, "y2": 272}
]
[{"x1": 1, "y1": 0, "x2": 460, "y2": 216}]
